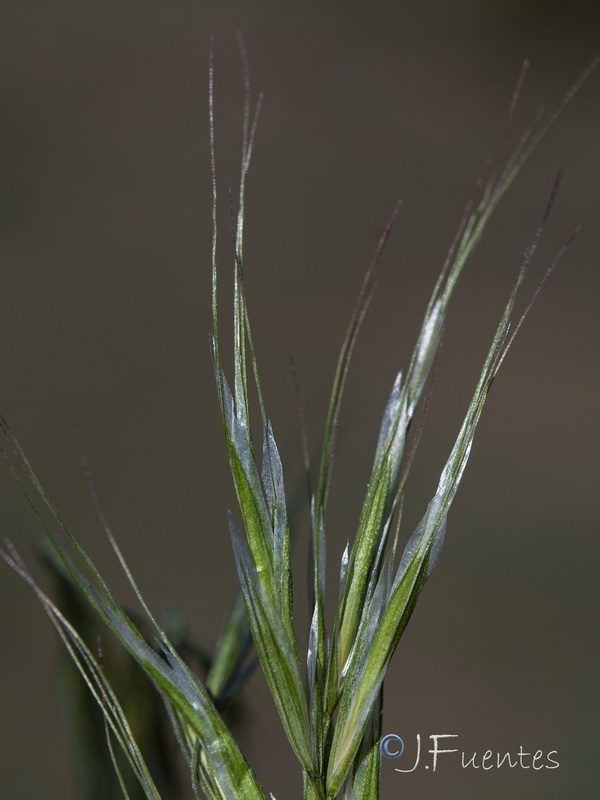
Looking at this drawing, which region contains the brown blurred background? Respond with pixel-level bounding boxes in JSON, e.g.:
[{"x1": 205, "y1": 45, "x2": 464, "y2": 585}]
[{"x1": 1, "y1": 2, "x2": 599, "y2": 799}]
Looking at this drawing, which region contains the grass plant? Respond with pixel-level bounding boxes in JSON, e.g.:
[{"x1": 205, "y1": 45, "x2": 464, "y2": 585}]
[{"x1": 1, "y1": 42, "x2": 597, "y2": 800}]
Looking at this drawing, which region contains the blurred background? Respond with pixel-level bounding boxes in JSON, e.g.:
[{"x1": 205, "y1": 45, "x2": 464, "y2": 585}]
[{"x1": 1, "y1": 2, "x2": 599, "y2": 798}]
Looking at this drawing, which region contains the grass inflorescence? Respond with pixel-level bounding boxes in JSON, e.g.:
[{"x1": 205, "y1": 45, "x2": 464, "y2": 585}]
[{"x1": 1, "y1": 40, "x2": 597, "y2": 800}]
